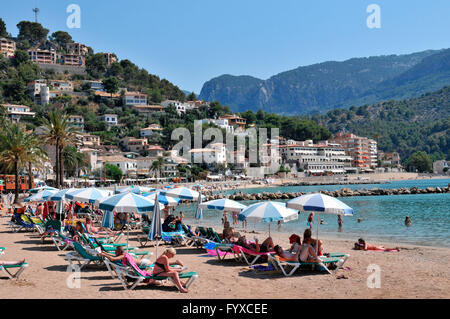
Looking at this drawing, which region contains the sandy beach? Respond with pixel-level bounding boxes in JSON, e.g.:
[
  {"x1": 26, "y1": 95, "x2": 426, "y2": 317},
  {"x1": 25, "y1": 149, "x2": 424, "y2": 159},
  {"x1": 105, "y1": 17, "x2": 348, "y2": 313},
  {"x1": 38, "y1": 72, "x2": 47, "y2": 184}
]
[{"x1": 1, "y1": 219, "x2": 449, "y2": 299}]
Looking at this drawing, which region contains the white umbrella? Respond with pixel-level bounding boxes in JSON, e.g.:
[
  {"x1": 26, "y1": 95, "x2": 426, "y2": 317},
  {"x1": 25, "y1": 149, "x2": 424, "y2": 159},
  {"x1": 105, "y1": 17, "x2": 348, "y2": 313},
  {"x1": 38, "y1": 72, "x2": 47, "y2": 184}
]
[
  {"x1": 160, "y1": 187, "x2": 204, "y2": 201},
  {"x1": 118, "y1": 185, "x2": 156, "y2": 194},
  {"x1": 24, "y1": 189, "x2": 58, "y2": 202},
  {"x1": 286, "y1": 193, "x2": 354, "y2": 253},
  {"x1": 239, "y1": 201, "x2": 298, "y2": 236},
  {"x1": 66, "y1": 188, "x2": 112, "y2": 204},
  {"x1": 199, "y1": 198, "x2": 247, "y2": 213}
]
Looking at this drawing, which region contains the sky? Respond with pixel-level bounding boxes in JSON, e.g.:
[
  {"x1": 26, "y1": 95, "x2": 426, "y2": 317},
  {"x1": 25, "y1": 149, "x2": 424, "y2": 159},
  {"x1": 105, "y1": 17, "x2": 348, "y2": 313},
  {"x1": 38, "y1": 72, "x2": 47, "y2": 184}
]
[{"x1": 2, "y1": 0, "x2": 450, "y2": 93}]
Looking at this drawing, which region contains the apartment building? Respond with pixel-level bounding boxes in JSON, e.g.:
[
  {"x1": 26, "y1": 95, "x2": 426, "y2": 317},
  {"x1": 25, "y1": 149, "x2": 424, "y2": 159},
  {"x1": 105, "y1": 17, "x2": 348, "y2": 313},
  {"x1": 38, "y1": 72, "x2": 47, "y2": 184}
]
[
  {"x1": 189, "y1": 143, "x2": 227, "y2": 167},
  {"x1": 60, "y1": 53, "x2": 85, "y2": 67},
  {"x1": 83, "y1": 80, "x2": 104, "y2": 92},
  {"x1": 68, "y1": 115, "x2": 84, "y2": 132},
  {"x1": 28, "y1": 49, "x2": 57, "y2": 64},
  {"x1": 0, "y1": 38, "x2": 16, "y2": 58},
  {"x1": 123, "y1": 92, "x2": 147, "y2": 106},
  {"x1": 4, "y1": 104, "x2": 36, "y2": 122},
  {"x1": 195, "y1": 118, "x2": 234, "y2": 134},
  {"x1": 378, "y1": 152, "x2": 402, "y2": 168},
  {"x1": 102, "y1": 52, "x2": 117, "y2": 66},
  {"x1": 77, "y1": 133, "x2": 101, "y2": 148},
  {"x1": 330, "y1": 133, "x2": 378, "y2": 170},
  {"x1": 66, "y1": 42, "x2": 89, "y2": 56},
  {"x1": 98, "y1": 155, "x2": 137, "y2": 177},
  {"x1": 283, "y1": 142, "x2": 352, "y2": 174}
]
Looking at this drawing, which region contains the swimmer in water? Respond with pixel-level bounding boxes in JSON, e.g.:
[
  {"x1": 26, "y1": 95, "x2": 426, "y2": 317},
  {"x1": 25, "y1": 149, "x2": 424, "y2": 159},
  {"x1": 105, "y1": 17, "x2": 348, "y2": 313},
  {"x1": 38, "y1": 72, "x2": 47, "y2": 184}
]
[{"x1": 405, "y1": 216, "x2": 411, "y2": 227}]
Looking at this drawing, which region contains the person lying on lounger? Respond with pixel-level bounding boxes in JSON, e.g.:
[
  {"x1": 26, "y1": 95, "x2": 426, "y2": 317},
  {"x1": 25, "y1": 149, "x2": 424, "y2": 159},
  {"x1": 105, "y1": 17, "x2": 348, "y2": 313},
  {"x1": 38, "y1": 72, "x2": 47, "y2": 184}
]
[
  {"x1": 354, "y1": 238, "x2": 400, "y2": 251},
  {"x1": 100, "y1": 246, "x2": 151, "y2": 268},
  {"x1": 288, "y1": 234, "x2": 301, "y2": 254},
  {"x1": 273, "y1": 243, "x2": 322, "y2": 263},
  {"x1": 237, "y1": 235, "x2": 274, "y2": 253},
  {"x1": 153, "y1": 248, "x2": 188, "y2": 293}
]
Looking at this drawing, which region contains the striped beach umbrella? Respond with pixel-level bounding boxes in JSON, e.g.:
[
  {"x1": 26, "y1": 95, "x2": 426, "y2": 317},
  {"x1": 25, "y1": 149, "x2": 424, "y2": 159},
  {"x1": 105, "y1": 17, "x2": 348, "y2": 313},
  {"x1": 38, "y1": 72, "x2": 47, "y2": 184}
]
[
  {"x1": 160, "y1": 187, "x2": 204, "y2": 201},
  {"x1": 66, "y1": 188, "x2": 112, "y2": 204},
  {"x1": 239, "y1": 201, "x2": 298, "y2": 237},
  {"x1": 143, "y1": 191, "x2": 180, "y2": 207},
  {"x1": 24, "y1": 189, "x2": 58, "y2": 202},
  {"x1": 97, "y1": 192, "x2": 164, "y2": 214},
  {"x1": 29, "y1": 186, "x2": 58, "y2": 194},
  {"x1": 287, "y1": 193, "x2": 353, "y2": 254},
  {"x1": 199, "y1": 198, "x2": 247, "y2": 213},
  {"x1": 118, "y1": 186, "x2": 156, "y2": 195},
  {"x1": 49, "y1": 188, "x2": 81, "y2": 201},
  {"x1": 286, "y1": 193, "x2": 354, "y2": 216}
]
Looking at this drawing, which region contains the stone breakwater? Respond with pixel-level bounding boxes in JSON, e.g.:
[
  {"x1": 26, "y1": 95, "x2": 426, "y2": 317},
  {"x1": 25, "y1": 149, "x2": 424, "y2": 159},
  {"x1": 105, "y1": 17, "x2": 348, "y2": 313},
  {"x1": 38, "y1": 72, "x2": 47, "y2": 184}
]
[{"x1": 204, "y1": 186, "x2": 450, "y2": 201}]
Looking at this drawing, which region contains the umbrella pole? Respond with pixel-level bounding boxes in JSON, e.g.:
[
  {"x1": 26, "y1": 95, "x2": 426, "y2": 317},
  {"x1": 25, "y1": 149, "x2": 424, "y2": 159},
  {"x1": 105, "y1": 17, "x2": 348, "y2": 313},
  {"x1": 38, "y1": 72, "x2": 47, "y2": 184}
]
[
  {"x1": 268, "y1": 223, "x2": 271, "y2": 237},
  {"x1": 316, "y1": 213, "x2": 319, "y2": 255}
]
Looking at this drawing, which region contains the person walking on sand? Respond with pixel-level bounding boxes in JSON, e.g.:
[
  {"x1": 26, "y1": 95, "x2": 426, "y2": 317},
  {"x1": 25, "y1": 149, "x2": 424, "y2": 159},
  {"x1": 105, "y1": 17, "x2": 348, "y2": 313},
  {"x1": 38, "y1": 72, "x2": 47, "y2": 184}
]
[{"x1": 338, "y1": 215, "x2": 343, "y2": 229}]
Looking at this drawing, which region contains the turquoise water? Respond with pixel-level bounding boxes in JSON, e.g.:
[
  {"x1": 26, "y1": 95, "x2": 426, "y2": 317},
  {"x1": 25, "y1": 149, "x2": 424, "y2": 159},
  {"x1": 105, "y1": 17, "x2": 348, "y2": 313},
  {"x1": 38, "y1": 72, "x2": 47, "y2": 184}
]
[{"x1": 180, "y1": 179, "x2": 450, "y2": 248}]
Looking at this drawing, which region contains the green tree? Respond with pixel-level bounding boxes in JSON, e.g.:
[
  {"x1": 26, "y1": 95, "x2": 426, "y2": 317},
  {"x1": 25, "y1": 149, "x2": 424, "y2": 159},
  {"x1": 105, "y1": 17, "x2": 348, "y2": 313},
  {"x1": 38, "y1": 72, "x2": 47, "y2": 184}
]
[
  {"x1": 50, "y1": 31, "x2": 73, "y2": 48},
  {"x1": 40, "y1": 110, "x2": 79, "y2": 187},
  {"x1": 187, "y1": 92, "x2": 197, "y2": 101},
  {"x1": 14, "y1": 49, "x2": 31, "y2": 66},
  {"x1": 63, "y1": 145, "x2": 88, "y2": 178},
  {"x1": 16, "y1": 21, "x2": 49, "y2": 45},
  {"x1": 105, "y1": 163, "x2": 123, "y2": 182},
  {"x1": 0, "y1": 18, "x2": 7, "y2": 38},
  {"x1": 0, "y1": 122, "x2": 46, "y2": 203},
  {"x1": 150, "y1": 157, "x2": 166, "y2": 180},
  {"x1": 102, "y1": 76, "x2": 120, "y2": 97},
  {"x1": 86, "y1": 53, "x2": 107, "y2": 78},
  {"x1": 406, "y1": 151, "x2": 432, "y2": 173}
]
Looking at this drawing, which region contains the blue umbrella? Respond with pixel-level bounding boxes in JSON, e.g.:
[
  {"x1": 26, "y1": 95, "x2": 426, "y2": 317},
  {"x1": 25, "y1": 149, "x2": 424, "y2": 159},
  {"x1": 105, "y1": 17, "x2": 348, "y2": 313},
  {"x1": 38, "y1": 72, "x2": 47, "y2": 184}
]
[
  {"x1": 199, "y1": 198, "x2": 247, "y2": 213},
  {"x1": 143, "y1": 191, "x2": 180, "y2": 207},
  {"x1": 118, "y1": 186, "x2": 156, "y2": 194},
  {"x1": 160, "y1": 187, "x2": 205, "y2": 201}
]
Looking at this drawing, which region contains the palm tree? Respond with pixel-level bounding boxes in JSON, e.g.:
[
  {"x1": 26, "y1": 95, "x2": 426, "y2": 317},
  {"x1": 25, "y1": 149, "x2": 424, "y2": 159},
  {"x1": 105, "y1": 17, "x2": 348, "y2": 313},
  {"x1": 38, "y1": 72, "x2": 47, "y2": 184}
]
[
  {"x1": 26, "y1": 142, "x2": 48, "y2": 190},
  {"x1": 0, "y1": 123, "x2": 46, "y2": 203},
  {"x1": 41, "y1": 110, "x2": 79, "y2": 187},
  {"x1": 150, "y1": 157, "x2": 166, "y2": 181},
  {"x1": 63, "y1": 145, "x2": 88, "y2": 178}
]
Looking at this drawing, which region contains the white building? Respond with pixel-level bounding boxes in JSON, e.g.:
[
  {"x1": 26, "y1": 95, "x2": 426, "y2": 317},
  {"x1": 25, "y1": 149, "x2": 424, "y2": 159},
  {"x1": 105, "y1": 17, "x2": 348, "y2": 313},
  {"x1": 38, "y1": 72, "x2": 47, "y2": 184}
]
[
  {"x1": 195, "y1": 119, "x2": 234, "y2": 134},
  {"x1": 433, "y1": 160, "x2": 449, "y2": 175},
  {"x1": 4, "y1": 104, "x2": 36, "y2": 122},
  {"x1": 123, "y1": 92, "x2": 147, "y2": 106},
  {"x1": 140, "y1": 124, "x2": 163, "y2": 138},
  {"x1": 189, "y1": 143, "x2": 227, "y2": 168},
  {"x1": 101, "y1": 114, "x2": 118, "y2": 127}
]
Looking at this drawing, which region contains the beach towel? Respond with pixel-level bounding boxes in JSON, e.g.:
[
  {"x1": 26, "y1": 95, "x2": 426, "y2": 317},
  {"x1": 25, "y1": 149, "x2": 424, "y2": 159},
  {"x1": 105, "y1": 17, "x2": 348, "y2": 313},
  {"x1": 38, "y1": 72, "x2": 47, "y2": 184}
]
[{"x1": 122, "y1": 253, "x2": 151, "y2": 277}]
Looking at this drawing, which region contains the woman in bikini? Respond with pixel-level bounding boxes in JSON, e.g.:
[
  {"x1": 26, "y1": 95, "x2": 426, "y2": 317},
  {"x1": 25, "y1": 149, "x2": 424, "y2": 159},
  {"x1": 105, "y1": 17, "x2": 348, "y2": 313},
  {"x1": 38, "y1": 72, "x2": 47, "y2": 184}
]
[
  {"x1": 152, "y1": 248, "x2": 188, "y2": 293},
  {"x1": 100, "y1": 246, "x2": 151, "y2": 268},
  {"x1": 354, "y1": 238, "x2": 400, "y2": 251},
  {"x1": 274, "y1": 242, "x2": 322, "y2": 264}
]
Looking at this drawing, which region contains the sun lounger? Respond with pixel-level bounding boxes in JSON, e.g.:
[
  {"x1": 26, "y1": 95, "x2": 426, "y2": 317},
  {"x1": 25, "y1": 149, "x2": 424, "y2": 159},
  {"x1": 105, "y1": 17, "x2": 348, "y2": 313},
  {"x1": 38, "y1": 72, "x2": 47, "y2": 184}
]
[
  {"x1": 9, "y1": 214, "x2": 36, "y2": 232},
  {"x1": 214, "y1": 244, "x2": 235, "y2": 261},
  {"x1": 64, "y1": 242, "x2": 104, "y2": 271},
  {"x1": 268, "y1": 253, "x2": 350, "y2": 276},
  {"x1": 232, "y1": 245, "x2": 275, "y2": 266},
  {"x1": 51, "y1": 231, "x2": 75, "y2": 251},
  {"x1": 0, "y1": 262, "x2": 29, "y2": 279},
  {"x1": 0, "y1": 247, "x2": 5, "y2": 259},
  {"x1": 110, "y1": 254, "x2": 198, "y2": 291}
]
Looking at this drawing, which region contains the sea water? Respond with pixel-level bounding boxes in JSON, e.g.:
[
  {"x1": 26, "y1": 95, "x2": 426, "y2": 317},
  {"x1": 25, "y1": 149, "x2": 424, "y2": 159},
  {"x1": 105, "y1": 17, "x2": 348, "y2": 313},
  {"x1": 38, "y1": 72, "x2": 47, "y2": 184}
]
[{"x1": 179, "y1": 179, "x2": 450, "y2": 248}]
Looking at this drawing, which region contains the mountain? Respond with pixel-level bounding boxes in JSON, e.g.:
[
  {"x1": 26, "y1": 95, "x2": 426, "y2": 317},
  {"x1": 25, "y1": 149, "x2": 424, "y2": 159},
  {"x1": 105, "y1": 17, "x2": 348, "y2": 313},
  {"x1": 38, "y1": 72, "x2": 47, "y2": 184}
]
[
  {"x1": 199, "y1": 49, "x2": 449, "y2": 114},
  {"x1": 317, "y1": 86, "x2": 450, "y2": 161}
]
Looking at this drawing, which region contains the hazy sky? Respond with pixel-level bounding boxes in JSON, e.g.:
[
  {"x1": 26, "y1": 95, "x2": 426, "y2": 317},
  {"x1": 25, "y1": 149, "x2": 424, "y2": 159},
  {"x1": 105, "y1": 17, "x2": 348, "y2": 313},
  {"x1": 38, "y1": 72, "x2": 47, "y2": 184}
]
[{"x1": 2, "y1": 0, "x2": 449, "y2": 93}]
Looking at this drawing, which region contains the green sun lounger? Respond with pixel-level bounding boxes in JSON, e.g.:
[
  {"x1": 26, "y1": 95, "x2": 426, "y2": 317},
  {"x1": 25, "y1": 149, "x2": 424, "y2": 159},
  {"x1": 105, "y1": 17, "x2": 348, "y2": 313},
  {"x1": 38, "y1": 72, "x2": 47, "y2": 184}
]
[{"x1": 0, "y1": 262, "x2": 29, "y2": 279}]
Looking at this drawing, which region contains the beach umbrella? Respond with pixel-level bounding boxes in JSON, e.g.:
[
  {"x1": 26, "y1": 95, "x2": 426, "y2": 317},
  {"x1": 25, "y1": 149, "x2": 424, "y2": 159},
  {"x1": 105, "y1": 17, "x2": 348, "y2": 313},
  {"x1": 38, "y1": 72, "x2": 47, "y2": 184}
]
[
  {"x1": 160, "y1": 187, "x2": 204, "y2": 201},
  {"x1": 143, "y1": 191, "x2": 180, "y2": 207},
  {"x1": 286, "y1": 193, "x2": 354, "y2": 216},
  {"x1": 101, "y1": 210, "x2": 114, "y2": 229},
  {"x1": 97, "y1": 192, "x2": 164, "y2": 251},
  {"x1": 239, "y1": 201, "x2": 298, "y2": 236},
  {"x1": 97, "y1": 192, "x2": 164, "y2": 214},
  {"x1": 66, "y1": 188, "x2": 112, "y2": 204},
  {"x1": 29, "y1": 186, "x2": 58, "y2": 194},
  {"x1": 148, "y1": 195, "x2": 163, "y2": 256},
  {"x1": 48, "y1": 188, "x2": 80, "y2": 201},
  {"x1": 24, "y1": 189, "x2": 58, "y2": 202},
  {"x1": 286, "y1": 193, "x2": 354, "y2": 253},
  {"x1": 118, "y1": 186, "x2": 156, "y2": 195},
  {"x1": 199, "y1": 198, "x2": 247, "y2": 213},
  {"x1": 195, "y1": 192, "x2": 203, "y2": 220}
]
